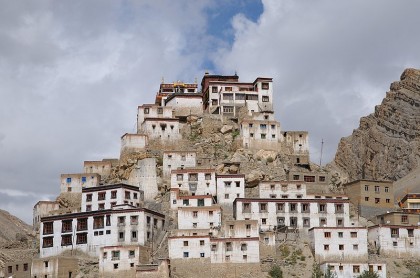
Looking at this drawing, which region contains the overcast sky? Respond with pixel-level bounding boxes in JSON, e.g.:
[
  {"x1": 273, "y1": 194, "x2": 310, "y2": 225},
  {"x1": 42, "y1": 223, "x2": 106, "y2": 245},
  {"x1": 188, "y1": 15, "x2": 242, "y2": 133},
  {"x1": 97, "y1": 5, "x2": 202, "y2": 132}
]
[{"x1": 1, "y1": 0, "x2": 420, "y2": 223}]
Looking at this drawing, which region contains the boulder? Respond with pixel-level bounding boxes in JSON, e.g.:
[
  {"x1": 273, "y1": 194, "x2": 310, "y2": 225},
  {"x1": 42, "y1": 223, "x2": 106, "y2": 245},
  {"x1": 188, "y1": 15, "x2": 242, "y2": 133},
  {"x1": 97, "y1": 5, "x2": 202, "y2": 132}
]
[{"x1": 220, "y1": 125, "x2": 233, "y2": 134}]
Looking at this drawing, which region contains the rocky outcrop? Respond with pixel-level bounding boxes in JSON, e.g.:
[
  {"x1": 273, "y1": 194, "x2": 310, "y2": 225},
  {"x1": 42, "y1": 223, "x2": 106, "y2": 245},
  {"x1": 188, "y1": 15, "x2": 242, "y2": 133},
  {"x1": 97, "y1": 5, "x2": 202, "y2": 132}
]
[{"x1": 333, "y1": 68, "x2": 420, "y2": 181}]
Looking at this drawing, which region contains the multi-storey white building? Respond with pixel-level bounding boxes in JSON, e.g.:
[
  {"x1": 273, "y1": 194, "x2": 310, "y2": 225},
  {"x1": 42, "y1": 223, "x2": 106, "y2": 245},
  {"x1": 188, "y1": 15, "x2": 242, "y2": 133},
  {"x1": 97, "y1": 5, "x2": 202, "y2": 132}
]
[
  {"x1": 155, "y1": 81, "x2": 199, "y2": 106},
  {"x1": 168, "y1": 233, "x2": 212, "y2": 260},
  {"x1": 60, "y1": 173, "x2": 101, "y2": 193},
  {"x1": 137, "y1": 104, "x2": 181, "y2": 142},
  {"x1": 99, "y1": 245, "x2": 150, "y2": 277},
  {"x1": 81, "y1": 184, "x2": 144, "y2": 212},
  {"x1": 320, "y1": 262, "x2": 387, "y2": 278},
  {"x1": 240, "y1": 112, "x2": 282, "y2": 150},
  {"x1": 165, "y1": 93, "x2": 203, "y2": 117},
  {"x1": 177, "y1": 206, "x2": 222, "y2": 229},
  {"x1": 368, "y1": 225, "x2": 420, "y2": 257},
  {"x1": 201, "y1": 74, "x2": 273, "y2": 116},
  {"x1": 120, "y1": 133, "x2": 148, "y2": 154},
  {"x1": 33, "y1": 201, "x2": 59, "y2": 232},
  {"x1": 259, "y1": 181, "x2": 307, "y2": 199},
  {"x1": 233, "y1": 197, "x2": 350, "y2": 230},
  {"x1": 309, "y1": 227, "x2": 368, "y2": 263},
  {"x1": 221, "y1": 220, "x2": 259, "y2": 238},
  {"x1": 283, "y1": 131, "x2": 310, "y2": 165},
  {"x1": 39, "y1": 205, "x2": 165, "y2": 258},
  {"x1": 170, "y1": 189, "x2": 214, "y2": 210},
  {"x1": 170, "y1": 169, "x2": 216, "y2": 196},
  {"x1": 163, "y1": 151, "x2": 196, "y2": 178},
  {"x1": 216, "y1": 174, "x2": 245, "y2": 205}
]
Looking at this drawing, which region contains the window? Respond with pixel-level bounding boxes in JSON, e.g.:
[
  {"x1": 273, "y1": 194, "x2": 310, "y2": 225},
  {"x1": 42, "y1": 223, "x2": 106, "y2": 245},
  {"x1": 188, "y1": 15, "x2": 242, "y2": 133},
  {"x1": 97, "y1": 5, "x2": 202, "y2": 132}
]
[
  {"x1": 189, "y1": 173, "x2": 198, "y2": 181},
  {"x1": 391, "y1": 228, "x2": 399, "y2": 238},
  {"x1": 375, "y1": 186, "x2": 380, "y2": 193},
  {"x1": 401, "y1": 215, "x2": 408, "y2": 223},
  {"x1": 385, "y1": 186, "x2": 389, "y2": 192},
  {"x1": 243, "y1": 203, "x2": 251, "y2": 213},
  {"x1": 200, "y1": 240, "x2": 205, "y2": 246},
  {"x1": 250, "y1": 133, "x2": 254, "y2": 137},
  {"x1": 386, "y1": 199, "x2": 390, "y2": 203},
  {"x1": 375, "y1": 198, "x2": 380, "y2": 204},
  {"x1": 303, "y1": 218, "x2": 310, "y2": 227},
  {"x1": 353, "y1": 244, "x2": 359, "y2": 250},
  {"x1": 66, "y1": 177, "x2": 72, "y2": 183},
  {"x1": 98, "y1": 192, "x2": 106, "y2": 201},
  {"x1": 277, "y1": 203, "x2": 284, "y2": 212},
  {"x1": 324, "y1": 232, "x2": 331, "y2": 238},
  {"x1": 61, "y1": 235, "x2": 72, "y2": 246},
  {"x1": 337, "y1": 218, "x2": 344, "y2": 227},
  {"x1": 224, "y1": 181, "x2": 231, "y2": 187},
  {"x1": 118, "y1": 216, "x2": 126, "y2": 226},
  {"x1": 335, "y1": 204, "x2": 344, "y2": 213},
  {"x1": 260, "y1": 124, "x2": 267, "y2": 129},
  {"x1": 183, "y1": 199, "x2": 189, "y2": 206},
  {"x1": 319, "y1": 176, "x2": 326, "y2": 182},
  {"x1": 353, "y1": 265, "x2": 360, "y2": 273},
  {"x1": 289, "y1": 203, "x2": 297, "y2": 212},
  {"x1": 144, "y1": 108, "x2": 149, "y2": 114},
  {"x1": 281, "y1": 195, "x2": 288, "y2": 199},
  {"x1": 319, "y1": 204, "x2": 326, "y2": 213},
  {"x1": 42, "y1": 237, "x2": 53, "y2": 248},
  {"x1": 324, "y1": 245, "x2": 329, "y2": 251},
  {"x1": 211, "y1": 244, "x2": 217, "y2": 251},
  {"x1": 378, "y1": 266, "x2": 382, "y2": 271},
  {"x1": 293, "y1": 175, "x2": 300, "y2": 180},
  {"x1": 261, "y1": 82, "x2": 269, "y2": 90},
  {"x1": 183, "y1": 241, "x2": 188, "y2": 246},
  {"x1": 226, "y1": 242, "x2": 232, "y2": 251},
  {"x1": 44, "y1": 261, "x2": 49, "y2": 267},
  {"x1": 76, "y1": 233, "x2": 87, "y2": 244},
  {"x1": 261, "y1": 134, "x2": 266, "y2": 139},
  {"x1": 302, "y1": 203, "x2": 310, "y2": 212},
  {"x1": 365, "y1": 185, "x2": 369, "y2": 191},
  {"x1": 290, "y1": 217, "x2": 297, "y2": 227},
  {"x1": 177, "y1": 174, "x2": 183, "y2": 181},
  {"x1": 8, "y1": 266, "x2": 12, "y2": 273},
  {"x1": 157, "y1": 108, "x2": 163, "y2": 114},
  {"x1": 320, "y1": 218, "x2": 327, "y2": 226},
  {"x1": 408, "y1": 229, "x2": 414, "y2": 237},
  {"x1": 241, "y1": 243, "x2": 247, "y2": 251},
  {"x1": 43, "y1": 222, "x2": 53, "y2": 234},
  {"x1": 223, "y1": 106, "x2": 234, "y2": 113},
  {"x1": 304, "y1": 175, "x2": 315, "y2": 182},
  {"x1": 339, "y1": 265, "x2": 343, "y2": 271},
  {"x1": 110, "y1": 190, "x2": 117, "y2": 199},
  {"x1": 246, "y1": 224, "x2": 251, "y2": 230},
  {"x1": 225, "y1": 194, "x2": 229, "y2": 199},
  {"x1": 235, "y1": 181, "x2": 241, "y2": 188},
  {"x1": 125, "y1": 191, "x2": 131, "y2": 199},
  {"x1": 365, "y1": 197, "x2": 369, "y2": 201},
  {"x1": 338, "y1": 232, "x2": 343, "y2": 238},
  {"x1": 112, "y1": 251, "x2": 120, "y2": 260},
  {"x1": 86, "y1": 205, "x2": 92, "y2": 211},
  {"x1": 93, "y1": 216, "x2": 104, "y2": 229},
  {"x1": 339, "y1": 245, "x2": 344, "y2": 251},
  {"x1": 351, "y1": 232, "x2": 358, "y2": 238},
  {"x1": 86, "y1": 194, "x2": 92, "y2": 202},
  {"x1": 260, "y1": 203, "x2": 267, "y2": 212},
  {"x1": 277, "y1": 217, "x2": 285, "y2": 226},
  {"x1": 98, "y1": 203, "x2": 105, "y2": 210},
  {"x1": 132, "y1": 231, "x2": 138, "y2": 241},
  {"x1": 130, "y1": 216, "x2": 138, "y2": 225},
  {"x1": 128, "y1": 250, "x2": 135, "y2": 258},
  {"x1": 261, "y1": 218, "x2": 267, "y2": 224},
  {"x1": 192, "y1": 211, "x2": 198, "y2": 218}
]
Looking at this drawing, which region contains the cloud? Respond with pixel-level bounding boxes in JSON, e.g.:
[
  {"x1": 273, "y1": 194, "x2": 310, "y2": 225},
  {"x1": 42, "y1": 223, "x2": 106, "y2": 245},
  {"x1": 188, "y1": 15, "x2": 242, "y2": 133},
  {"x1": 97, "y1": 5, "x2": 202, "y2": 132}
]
[{"x1": 213, "y1": 0, "x2": 420, "y2": 164}]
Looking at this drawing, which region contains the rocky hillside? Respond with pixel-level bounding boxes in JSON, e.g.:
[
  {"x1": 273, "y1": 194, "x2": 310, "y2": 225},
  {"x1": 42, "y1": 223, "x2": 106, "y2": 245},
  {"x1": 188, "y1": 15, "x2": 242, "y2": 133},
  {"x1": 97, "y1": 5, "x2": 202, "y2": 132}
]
[
  {"x1": 333, "y1": 68, "x2": 420, "y2": 182},
  {"x1": 0, "y1": 209, "x2": 36, "y2": 269}
]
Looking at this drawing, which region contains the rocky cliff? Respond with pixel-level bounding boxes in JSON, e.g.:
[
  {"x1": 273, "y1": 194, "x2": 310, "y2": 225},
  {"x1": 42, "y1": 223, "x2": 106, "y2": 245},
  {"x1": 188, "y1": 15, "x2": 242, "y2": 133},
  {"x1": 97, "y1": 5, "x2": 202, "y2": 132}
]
[{"x1": 333, "y1": 68, "x2": 420, "y2": 182}]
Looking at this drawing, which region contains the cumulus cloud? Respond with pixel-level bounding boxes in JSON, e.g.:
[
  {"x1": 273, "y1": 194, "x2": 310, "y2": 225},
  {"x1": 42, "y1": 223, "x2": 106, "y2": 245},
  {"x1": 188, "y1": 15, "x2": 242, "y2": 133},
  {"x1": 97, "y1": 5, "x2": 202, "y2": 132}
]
[{"x1": 213, "y1": 0, "x2": 420, "y2": 164}]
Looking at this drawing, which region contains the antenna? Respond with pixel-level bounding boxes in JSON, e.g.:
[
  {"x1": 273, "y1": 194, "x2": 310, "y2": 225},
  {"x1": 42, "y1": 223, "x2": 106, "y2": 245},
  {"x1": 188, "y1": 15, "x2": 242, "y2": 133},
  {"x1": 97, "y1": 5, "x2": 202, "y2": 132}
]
[{"x1": 319, "y1": 139, "x2": 324, "y2": 167}]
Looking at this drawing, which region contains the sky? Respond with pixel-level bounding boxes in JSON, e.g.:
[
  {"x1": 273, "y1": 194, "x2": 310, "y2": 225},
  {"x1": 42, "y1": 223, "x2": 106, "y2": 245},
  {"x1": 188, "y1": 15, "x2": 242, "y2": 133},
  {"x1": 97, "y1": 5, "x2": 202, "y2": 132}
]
[{"x1": 1, "y1": 0, "x2": 420, "y2": 224}]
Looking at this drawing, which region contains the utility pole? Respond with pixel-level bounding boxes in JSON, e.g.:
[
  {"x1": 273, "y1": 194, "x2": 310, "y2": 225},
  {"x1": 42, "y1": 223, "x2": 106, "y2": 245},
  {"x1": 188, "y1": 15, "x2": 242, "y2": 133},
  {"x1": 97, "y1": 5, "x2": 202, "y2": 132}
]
[{"x1": 319, "y1": 139, "x2": 324, "y2": 167}]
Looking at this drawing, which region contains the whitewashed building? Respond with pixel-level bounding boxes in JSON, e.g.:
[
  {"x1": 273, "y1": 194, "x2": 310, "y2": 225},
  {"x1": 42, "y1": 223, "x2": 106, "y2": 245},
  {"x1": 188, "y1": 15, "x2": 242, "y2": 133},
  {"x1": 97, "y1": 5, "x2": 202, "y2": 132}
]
[
  {"x1": 170, "y1": 189, "x2": 214, "y2": 210},
  {"x1": 283, "y1": 131, "x2": 310, "y2": 165},
  {"x1": 39, "y1": 206, "x2": 165, "y2": 258},
  {"x1": 308, "y1": 227, "x2": 368, "y2": 263},
  {"x1": 33, "y1": 201, "x2": 60, "y2": 232},
  {"x1": 168, "y1": 233, "x2": 211, "y2": 259},
  {"x1": 81, "y1": 184, "x2": 144, "y2": 212},
  {"x1": 216, "y1": 174, "x2": 245, "y2": 205},
  {"x1": 259, "y1": 181, "x2": 307, "y2": 199},
  {"x1": 233, "y1": 197, "x2": 350, "y2": 230},
  {"x1": 320, "y1": 262, "x2": 387, "y2": 278},
  {"x1": 125, "y1": 157, "x2": 158, "y2": 202},
  {"x1": 163, "y1": 151, "x2": 196, "y2": 178},
  {"x1": 201, "y1": 74, "x2": 274, "y2": 116},
  {"x1": 165, "y1": 93, "x2": 203, "y2": 117},
  {"x1": 177, "y1": 206, "x2": 222, "y2": 229},
  {"x1": 155, "y1": 81, "x2": 199, "y2": 106},
  {"x1": 83, "y1": 159, "x2": 115, "y2": 178},
  {"x1": 170, "y1": 169, "x2": 217, "y2": 196},
  {"x1": 120, "y1": 133, "x2": 148, "y2": 154},
  {"x1": 60, "y1": 173, "x2": 101, "y2": 193},
  {"x1": 240, "y1": 112, "x2": 282, "y2": 150},
  {"x1": 368, "y1": 225, "x2": 420, "y2": 257},
  {"x1": 99, "y1": 245, "x2": 150, "y2": 277},
  {"x1": 221, "y1": 220, "x2": 259, "y2": 238}
]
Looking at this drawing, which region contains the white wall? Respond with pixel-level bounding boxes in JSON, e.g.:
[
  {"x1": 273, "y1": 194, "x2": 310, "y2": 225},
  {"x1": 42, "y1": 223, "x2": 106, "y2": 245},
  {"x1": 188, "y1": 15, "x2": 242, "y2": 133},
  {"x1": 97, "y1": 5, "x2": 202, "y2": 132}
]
[
  {"x1": 163, "y1": 152, "x2": 196, "y2": 178},
  {"x1": 216, "y1": 175, "x2": 245, "y2": 205},
  {"x1": 320, "y1": 262, "x2": 387, "y2": 278},
  {"x1": 259, "y1": 181, "x2": 307, "y2": 199},
  {"x1": 60, "y1": 173, "x2": 100, "y2": 193},
  {"x1": 177, "y1": 206, "x2": 222, "y2": 229}
]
